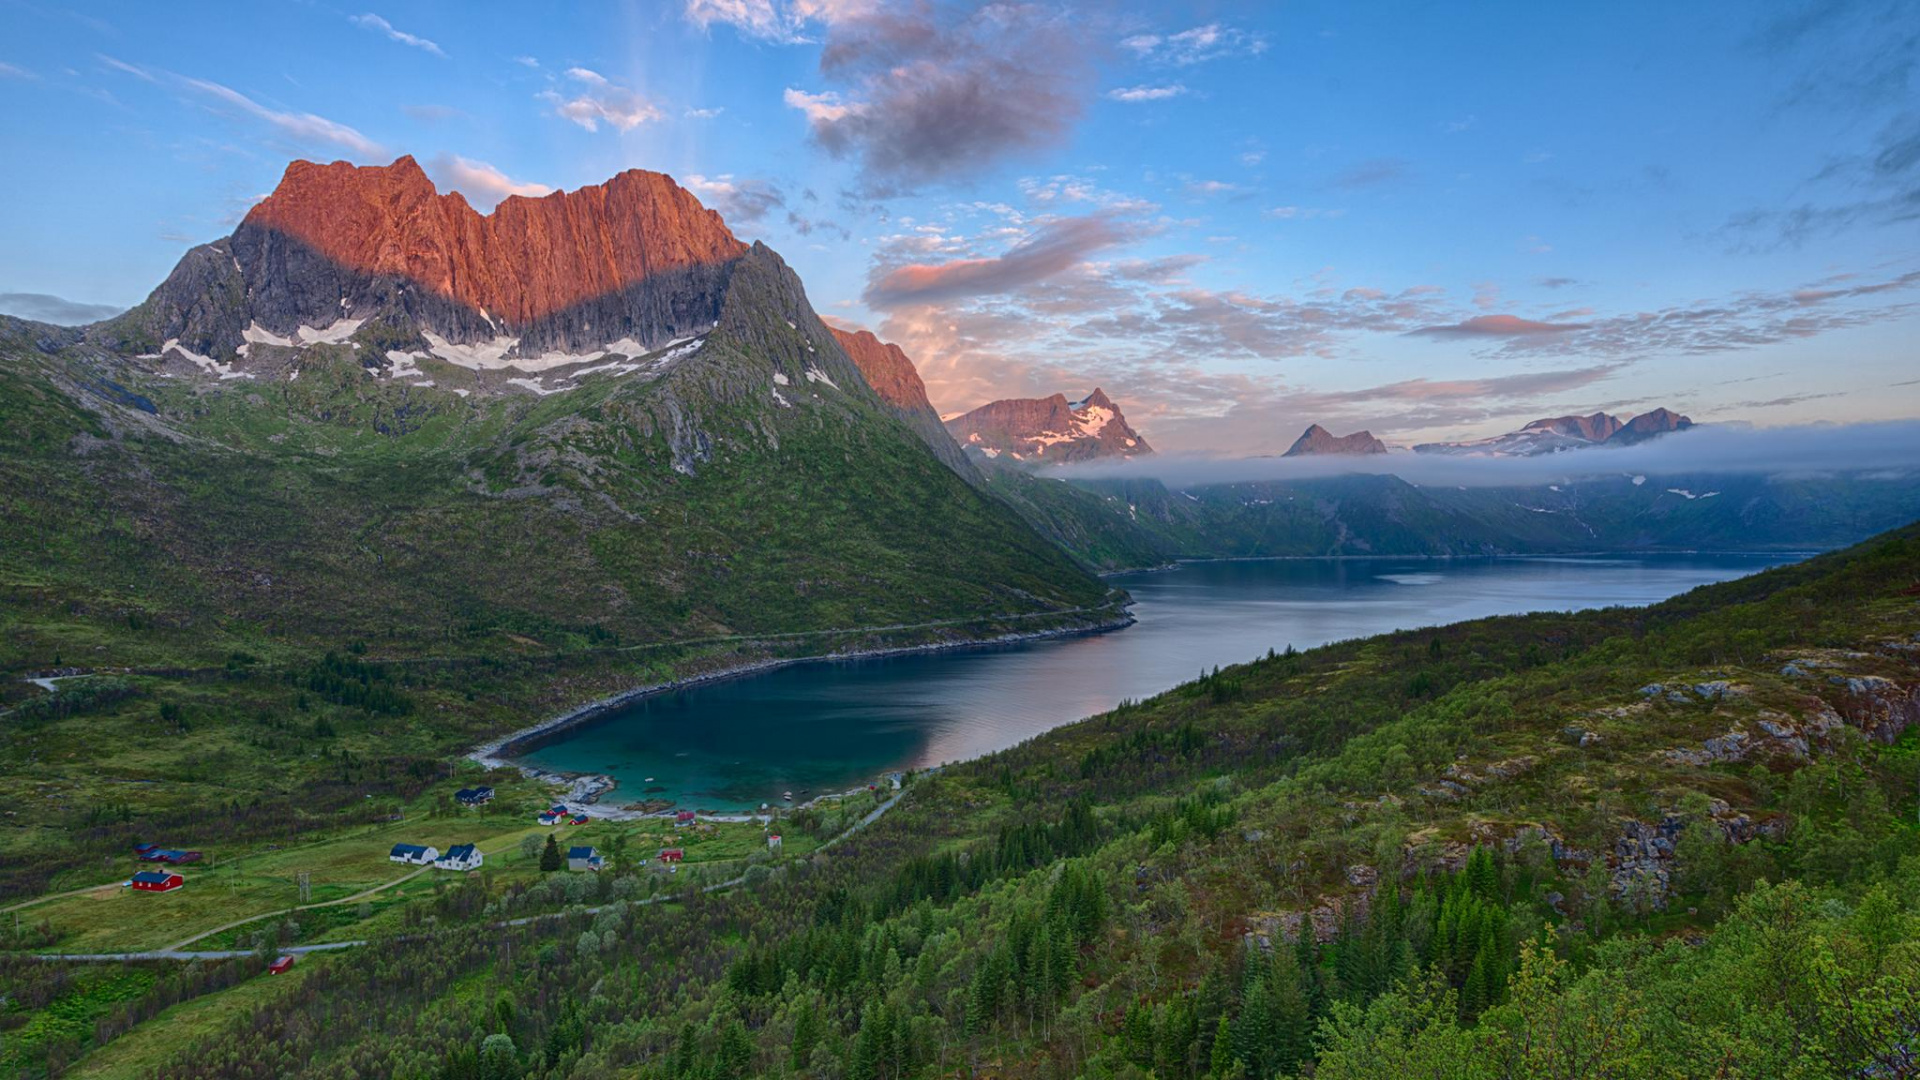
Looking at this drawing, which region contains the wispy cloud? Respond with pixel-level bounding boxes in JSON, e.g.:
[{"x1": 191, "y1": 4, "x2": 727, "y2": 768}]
[
  {"x1": 1108, "y1": 83, "x2": 1186, "y2": 103},
  {"x1": 682, "y1": 0, "x2": 867, "y2": 44},
  {"x1": 1120, "y1": 23, "x2": 1267, "y2": 65},
  {"x1": 95, "y1": 54, "x2": 155, "y2": 82},
  {"x1": 1331, "y1": 158, "x2": 1411, "y2": 189},
  {"x1": 684, "y1": 172, "x2": 846, "y2": 238},
  {"x1": 182, "y1": 77, "x2": 384, "y2": 157},
  {"x1": 1410, "y1": 314, "x2": 1591, "y2": 337},
  {"x1": 350, "y1": 13, "x2": 445, "y2": 57},
  {"x1": 865, "y1": 214, "x2": 1143, "y2": 308},
  {"x1": 0, "y1": 292, "x2": 125, "y2": 325},
  {"x1": 0, "y1": 62, "x2": 38, "y2": 80}
]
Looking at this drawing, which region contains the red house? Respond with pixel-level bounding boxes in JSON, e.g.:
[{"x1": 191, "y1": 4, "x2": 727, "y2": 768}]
[
  {"x1": 131, "y1": 870, "x2": 183, "y2": 892},
  {"x1": 269, "y1": 955, "x2": 296, "y2": 975},
  {"x1": 674, "y1": 810, "x2": 697, "y2": 826},
  {"x1": 658, "y1": 848, "x2": 684, "y2": 863}
]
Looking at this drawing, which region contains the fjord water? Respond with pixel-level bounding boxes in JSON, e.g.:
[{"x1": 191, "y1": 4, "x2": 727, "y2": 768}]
[{"x1": 518, "y1": 553, "x2": 1799, "y2": 810}]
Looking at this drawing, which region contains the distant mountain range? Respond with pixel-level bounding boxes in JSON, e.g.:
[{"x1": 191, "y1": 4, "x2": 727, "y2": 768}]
[
  {"x1": 1414, "y1": 407, "x2": 1695, "y2": 456},
  {"x1": 941, "y1": 388, "x2": 1152, "y2": 464}
]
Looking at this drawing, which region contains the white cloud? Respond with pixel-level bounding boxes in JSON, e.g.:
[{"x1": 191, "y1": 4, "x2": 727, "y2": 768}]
[
  {"x1": 182, "y1": 77, "x2": 384, "y2": 157},
  {"x1": 426, "y1": 154, "x2": 552, "y2": 212},
  {"x1": 683, "y1": 0, "x2": 869, "y2": 44},
  {"x1": 514, "y1": 55, "x2": 540, "y2": 68},
  {"x1": 783, "y1": 87, "x2": 861, "y2": 123},
  {"x1": 541, "y1": 68, "x2": 662, "y2": 132},
  {"x1": 1121, "y1": 23, "x2": 1266, "y2": 65},
  {"x1": 684, "y1": 105, "x2": 724, "y2": 119},
  {"x1": 1107, "y1": 83, "x2": 1187, "y2": 103},
  {"x1": 349, "y1": 13, "x2": 446, "y2": 58},
  {"x1": 95, "y1": 54, "x2": 155, "y2": 82},
  {"x1": 0, "y1": 62, "x2": 38, "y2": 79}
]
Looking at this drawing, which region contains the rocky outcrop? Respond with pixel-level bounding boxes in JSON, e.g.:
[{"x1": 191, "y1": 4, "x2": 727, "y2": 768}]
[
  {"x1": 1283, "y1": 424, "x2": 1387, "y2": 457},
  {"x1": 828, "y1": 326, "x2": 975, "y2": 477},
  {"x1": 106, "y1": 155, "x2": 749, "y2": 361},
  {"x1": 244, "y1": 156, "x2": 743, "y2": 325},
  {"x1": 1607, "y1": 407, "x2": 1694, "y2": 445},
  {"x1": 942, "y1": 388, "x2": 1152, "y2": 465},
  {"x1": 1525, "y1": 411, "x2": 1624, "y2": 442}
]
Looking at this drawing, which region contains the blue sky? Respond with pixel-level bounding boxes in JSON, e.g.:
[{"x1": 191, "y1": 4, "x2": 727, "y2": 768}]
[{"x1": 2, "y1": 0, "x2": 1917, "y2": 452}]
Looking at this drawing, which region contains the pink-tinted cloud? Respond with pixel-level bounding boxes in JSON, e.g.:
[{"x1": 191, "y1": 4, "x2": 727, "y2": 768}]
[
  {"x1": 864, "y1": 214, "x2": 1139, "y2": 307},
  {"x1": 1411, "y1": 313, "x2": 1591, "y2": 337}
]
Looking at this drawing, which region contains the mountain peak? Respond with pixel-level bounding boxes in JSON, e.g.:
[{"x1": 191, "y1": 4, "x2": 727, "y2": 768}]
[
  {"x1": 122, "y1": 157, "x2": 751, "y2": 363},
  {"x1": 1284, "y1": 424, "x2": 1388, "y2": 456},
  {"x1": 943, "y1": 389, "x2": 1152, "y2": 464},
  {"x1": 1520, "y1": 411, "x2": 1623, "y2": 442},
  {"x1": 1610, "y1": 407, "x2": 1694, "y2": 445}
]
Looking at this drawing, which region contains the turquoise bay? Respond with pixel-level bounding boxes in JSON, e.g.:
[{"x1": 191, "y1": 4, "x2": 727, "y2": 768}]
[{"x1": 515, "y1": 553, "x2": 1800, "y2": 810}]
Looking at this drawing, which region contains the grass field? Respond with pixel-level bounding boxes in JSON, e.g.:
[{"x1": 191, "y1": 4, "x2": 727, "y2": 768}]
[{"x1": 9, "y1": 780, "x2": 819, "y2": 954}]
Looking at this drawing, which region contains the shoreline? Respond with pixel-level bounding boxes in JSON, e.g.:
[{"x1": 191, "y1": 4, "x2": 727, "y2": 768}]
[
  {"x1": 466, "y1": 605, "x2": 1136, "y2": 818},
  {"x1": 1100, "y1": 548, "x2": 1822, "y2": 576}
]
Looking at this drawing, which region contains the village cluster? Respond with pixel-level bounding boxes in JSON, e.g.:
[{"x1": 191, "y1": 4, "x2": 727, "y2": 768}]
[{"x1": 120, "y1": 783, "x2": 787, "y2": 899}]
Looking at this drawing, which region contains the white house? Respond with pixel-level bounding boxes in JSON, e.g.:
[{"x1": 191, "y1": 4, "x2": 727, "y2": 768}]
[
  {"x1": 434, "y1": 843, "x2": 483, "y2": 871},
  {"x1": 389, "y1": 843, "x2": 439, "y2": 865},
  {"x1": 567, "y1": 845, "x2": 605, "y2": 872}
]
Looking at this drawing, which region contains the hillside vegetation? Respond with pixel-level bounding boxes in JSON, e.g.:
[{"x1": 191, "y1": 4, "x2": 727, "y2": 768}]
[{"x1": 9, "y1": 521, "x2": 1911, "y2": 1079}]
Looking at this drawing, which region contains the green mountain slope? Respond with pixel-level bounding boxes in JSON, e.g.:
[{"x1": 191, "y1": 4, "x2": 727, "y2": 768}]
[
  {"x1": 33, "y1": 521, "x2": 1913, "y2": 1079},
  {"x1": 0, "y1": 244, "x2": 1114, "y2": 676}
]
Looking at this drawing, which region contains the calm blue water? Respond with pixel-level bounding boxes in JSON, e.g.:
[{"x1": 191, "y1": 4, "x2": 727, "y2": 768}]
[{"x1": 517, "y1": 553, "x2": 1800, "y2": 810}]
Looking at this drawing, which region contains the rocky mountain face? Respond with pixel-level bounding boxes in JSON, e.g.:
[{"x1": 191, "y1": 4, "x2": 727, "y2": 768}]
[
  {"x1": 828, "y1": 326, "x2": 974, "y2": 477},
  {"x1": 1283, "y1": 424, "x2": 1388, "y2": 456},
  {"x1": 1526, "y1": 411, "x2": 1624, "y2": 442},
  {"x1": 1415, "y1": 408, "x2": 1695, "y2": 456},
  {"x1": 101, "y1": 155, "x2": 750, "y2": 366},
  {"x1": 1, "y1": 158, "x2": 1118, "y2": 660},
  {"x1": 942, "y1": 388, "x2": 1152, "y2": 465},
  {"x1": 1609, "y1": 407, "x2": 1694, "y2": 445}
]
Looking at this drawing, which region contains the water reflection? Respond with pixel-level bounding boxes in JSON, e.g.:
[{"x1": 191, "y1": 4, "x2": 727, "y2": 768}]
[{"x1": 517, "y1": 553, "x2": 1799, "y2": 809}]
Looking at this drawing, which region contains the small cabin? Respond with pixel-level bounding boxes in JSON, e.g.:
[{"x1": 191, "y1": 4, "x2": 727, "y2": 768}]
[
  {"x1": 569, "y1": 814, "x2": 589, "y2": 825},
  {"x1": 131, "y1": 870, "x2": 183, "y2": 892},
  {"x1": 434, "y1": 843, "x2": 483, "y2": 871},
  {"x1": 767, "y1": 834, "x2": 782, "y2": 850},
  {"x1": 133, "y1": 842, "x2": 160, "y2": 855},
  {"x1": 674, "y1": 810, "x2": 697, "y2": 826},
  {"x1": 567, "y1": 845, "x2": 605, "y2": 872},
  {"x1": 268, "y1": 955, "x2": 296, "y2": 975},
  {"x1": 537, "y1": 812, "x2": 563, "y2": 826},
  {"x1": 389, "y1": 843, "x2": 438, "y2": 865},
  {"x1": 454, "y1": 786, "x2": 495, "y2": 807},
  {"x1": 658, "y1": 848, "x2": 684, "y2": 863}
]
